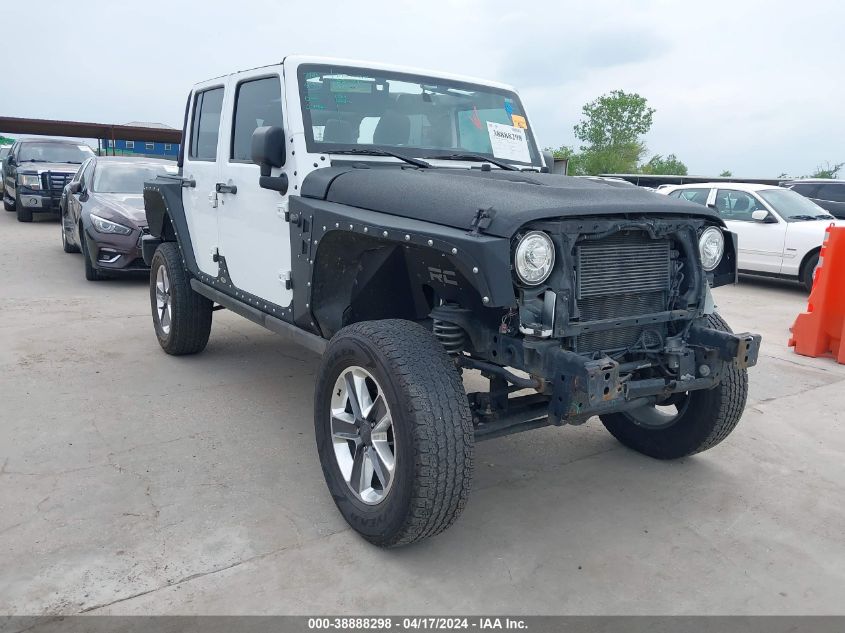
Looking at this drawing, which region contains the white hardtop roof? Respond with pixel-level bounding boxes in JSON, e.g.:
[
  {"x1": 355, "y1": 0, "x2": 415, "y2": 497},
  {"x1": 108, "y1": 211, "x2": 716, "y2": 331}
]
[
  {"x1": 669, "y1": 182, "x2": 784, "y2": 192},
  {"x1": 196, "y1": 55, "x2": 517, "y2": 93}
]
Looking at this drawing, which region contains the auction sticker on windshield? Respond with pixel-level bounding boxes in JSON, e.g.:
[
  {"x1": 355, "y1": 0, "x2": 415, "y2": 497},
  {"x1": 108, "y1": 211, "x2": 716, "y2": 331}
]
[{"x1": 487, "y1": 121, "x2": 530, "y2": 163}]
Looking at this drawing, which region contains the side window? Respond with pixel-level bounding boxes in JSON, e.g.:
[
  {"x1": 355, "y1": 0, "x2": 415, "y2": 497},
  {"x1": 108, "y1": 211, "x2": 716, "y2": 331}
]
[
  {"x1": 231, "y1": 76, "x2": 283, "y2": 161},
  {"x1": 673, "y1": 188, "x2": 710, "y2": 205},
  {"x1": 816, "y1": 184, "x2": 845, "y2": 203},
  {"x1": 189, "y1": 86, "x2": 225, "y2": 161},
  {"x1": 72, "y1": 159, "x2": 89, "y2": 184},
  {"x1": 715, "y1": 189, "x2": 765, "y2": 221},
  {"x1": 80, "y1": 160, "x2": 95, "y2": 190}
]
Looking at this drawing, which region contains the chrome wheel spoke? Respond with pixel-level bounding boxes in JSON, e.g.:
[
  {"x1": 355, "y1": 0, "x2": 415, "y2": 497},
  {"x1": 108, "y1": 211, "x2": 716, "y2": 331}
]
[
  {"x1": 344, "y1": 372, "x2": 364, "y2": 419},
  {"x1": 369, "y1": 442, "x2": 393, "y2": 489},
  {"x1": 349, "y1": 445, "x2": 367, "y2": 493},
  {"x1": 331, "y1": 412, "x2": 359, "y2": 441}
]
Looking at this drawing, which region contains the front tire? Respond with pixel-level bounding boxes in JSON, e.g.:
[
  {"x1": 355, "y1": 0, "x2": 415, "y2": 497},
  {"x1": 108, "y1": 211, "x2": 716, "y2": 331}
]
[
  {"x1": 600, "y1": 313, "x2": 748, "y2": 460},
  {"x1": 801, "y1": 251, "x2": 819, "y2": 292},
  {"x1": 3, "y1": 194, "x2": 14, "y2": 212},
  {"x1": 315, "y1": 320, "x2": 474, "y2": 547},
  {"x1": 61, "y1": 214, "x2": 79, "y2": 253},
  {"x1": 81, "y1": 233, "x2": 103, "y2": 281},
  {"x1": 149, "y1": 242, "x2": 213, "y2": 355}
]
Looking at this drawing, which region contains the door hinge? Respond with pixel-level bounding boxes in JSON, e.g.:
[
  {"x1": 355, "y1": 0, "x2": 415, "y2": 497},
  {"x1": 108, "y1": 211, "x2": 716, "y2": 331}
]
[
  {"x1": 211, "y1": 247, "x2": 220, "y2": 263},
  {"x1": 279, "y1": 270, "x2": 292, "y2": 290},
  {"x1": 208, "y1": 191, "x2": 218, "y2": 209}
]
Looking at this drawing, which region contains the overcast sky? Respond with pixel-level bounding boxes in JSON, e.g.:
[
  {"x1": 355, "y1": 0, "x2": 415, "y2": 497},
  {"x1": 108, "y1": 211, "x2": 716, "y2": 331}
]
[{"x1": 3, "y1": 0, "x2": 842, "y2": 177}]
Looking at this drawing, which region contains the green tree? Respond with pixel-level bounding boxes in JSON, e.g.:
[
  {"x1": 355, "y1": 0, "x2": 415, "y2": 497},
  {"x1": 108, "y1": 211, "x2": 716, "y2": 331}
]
[
  {"x1": 719, "y1": 170, "x2": 732, "y2": 177},
  {"x1": 571, "y1": 90, "x2": 655, "y2": 175},
  {"x1": 640, "y1": 154, "x2": 688, "y2": 176},
  {"x1": 0, "y1": 135, "x2": 15, "y2": 146},
  {"x1": 809, "y1": 161, "x2": 844, "y2": 179}
]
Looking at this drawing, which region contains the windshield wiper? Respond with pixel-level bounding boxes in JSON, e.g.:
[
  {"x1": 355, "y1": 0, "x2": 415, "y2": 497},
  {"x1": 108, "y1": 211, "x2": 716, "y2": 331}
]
[
  {"x1": 425, "y1": 152, "x2": 518, "y2": 171},
  {"x1": 815, "y1": 214, "x2": 835, "y2": 220},
  {"x1": 789, "y1": 215, "x2": 821, "y2": 221},
  {"x1": 330, "y1": 148, "x2": 431, "y2": 169},
  {"x1": 22, "y1": 159, "x2": 54, "y2": 163}
]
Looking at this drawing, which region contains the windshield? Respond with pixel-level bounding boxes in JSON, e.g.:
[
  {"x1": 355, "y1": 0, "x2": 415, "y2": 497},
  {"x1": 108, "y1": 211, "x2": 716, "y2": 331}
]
[
  {"x1": 757, "y1": 188, "x2": 833, "y2": 222},
  {"x1": 18, "y1": 142, "x2": 94, "y2": 164},
  {"x1": 298, "y1": 64, "x2": 541, "y2": 167},
  {"x1": 92, "y1": 162, "x2": 174, "y2": 193}
]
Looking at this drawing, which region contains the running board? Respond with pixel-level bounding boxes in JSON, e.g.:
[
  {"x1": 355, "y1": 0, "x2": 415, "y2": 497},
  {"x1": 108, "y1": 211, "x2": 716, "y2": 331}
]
[{"x1": 189, "y1": 280, "x2": 327, "y2": 356}]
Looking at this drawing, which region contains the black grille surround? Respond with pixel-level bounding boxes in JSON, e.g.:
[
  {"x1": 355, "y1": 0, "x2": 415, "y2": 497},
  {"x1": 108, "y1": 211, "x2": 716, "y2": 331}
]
[{"x1": 574, "y1": 231, "x2": 673, "y2": 354}]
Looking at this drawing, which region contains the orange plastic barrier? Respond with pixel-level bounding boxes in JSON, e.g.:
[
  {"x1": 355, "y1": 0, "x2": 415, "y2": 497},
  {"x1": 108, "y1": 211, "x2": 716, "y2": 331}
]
[{"x1": 789, "y1": 225, "x2": 845, "y2": 362}]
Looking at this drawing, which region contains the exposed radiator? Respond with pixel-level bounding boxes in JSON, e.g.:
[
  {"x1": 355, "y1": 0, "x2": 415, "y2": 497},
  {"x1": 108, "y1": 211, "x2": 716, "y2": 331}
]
[{"x1": 575, "y1": 232, "x2": 671, "y2": 354}]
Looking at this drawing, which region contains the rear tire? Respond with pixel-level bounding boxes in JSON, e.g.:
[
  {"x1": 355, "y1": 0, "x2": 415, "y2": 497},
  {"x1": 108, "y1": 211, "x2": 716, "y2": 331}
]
[
  {"x1": 149, "y1": 242, "x2": 213, "y2": 355},
  {"x1": 315, "y1": 320, "x2": 474, "y2": 547},
  {"x1": 600, "y1": 313, "x2": 748, "y2": 460},
  {"x1": 16, "y1": 196, "x2": 32, "y2": 222}
]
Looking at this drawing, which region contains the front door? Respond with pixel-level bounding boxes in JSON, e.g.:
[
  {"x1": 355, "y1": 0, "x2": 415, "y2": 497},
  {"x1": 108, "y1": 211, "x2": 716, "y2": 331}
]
[
  {"x1": 714, "y1": 188, "x2": 786, "y2": 274},
  {"x1": 183, "y1": 84, "x2": 226, "y2": 277},
  {"x1": 216, "y1": 71, "x2": 292, "y2": 308}
]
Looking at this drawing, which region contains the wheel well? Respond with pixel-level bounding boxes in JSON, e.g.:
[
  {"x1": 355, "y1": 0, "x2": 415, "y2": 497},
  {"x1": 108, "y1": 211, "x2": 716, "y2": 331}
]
[
  {"x1": 159, "y1": 214, "x2": 177, "y2": 241},
  {"x1": 309, "y1": 231, "x2": 483, "y2": 338},
  {"x1": 799, "y1": 247, "x2": 821, "y2": 280}
]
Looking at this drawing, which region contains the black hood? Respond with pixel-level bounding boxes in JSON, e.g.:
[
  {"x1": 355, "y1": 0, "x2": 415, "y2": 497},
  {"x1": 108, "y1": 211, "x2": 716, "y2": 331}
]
[
  {"x1": 14, "y1": 161, "x2": 80, "y2": 175},
  {"x1": 301, "y1": 167, "x2": 720, "y2": 237}
]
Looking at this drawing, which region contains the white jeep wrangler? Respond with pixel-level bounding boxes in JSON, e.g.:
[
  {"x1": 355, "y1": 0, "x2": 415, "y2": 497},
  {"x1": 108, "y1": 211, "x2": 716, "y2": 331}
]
[{"x1": 142, "y1": 56, "x2": 761, "y2": 547}]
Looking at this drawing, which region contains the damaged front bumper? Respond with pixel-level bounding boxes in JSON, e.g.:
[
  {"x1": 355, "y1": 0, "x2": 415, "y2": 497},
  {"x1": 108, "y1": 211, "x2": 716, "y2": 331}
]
[{"x1": 542, "y1": 326, "x2": 760, "y2": 425}]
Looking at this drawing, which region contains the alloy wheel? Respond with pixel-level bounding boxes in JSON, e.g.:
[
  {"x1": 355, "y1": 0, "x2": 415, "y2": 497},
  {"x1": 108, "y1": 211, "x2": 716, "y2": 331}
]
[
  {"x1": 155, "y1": 265, "x2": 172, "y2": 335},
  {"x1": 330, "y1": 366, "x2": 396, "y2": 505}
]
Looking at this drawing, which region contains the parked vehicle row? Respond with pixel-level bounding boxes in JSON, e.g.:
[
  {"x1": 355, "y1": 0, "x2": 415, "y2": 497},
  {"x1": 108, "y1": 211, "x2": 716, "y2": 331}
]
[
  {"x1": 1, "y1": 139, "x2": 177, "y2": 280},
  {"x1": 660, "y1": 182, "x2": 840, "y2": 290}
]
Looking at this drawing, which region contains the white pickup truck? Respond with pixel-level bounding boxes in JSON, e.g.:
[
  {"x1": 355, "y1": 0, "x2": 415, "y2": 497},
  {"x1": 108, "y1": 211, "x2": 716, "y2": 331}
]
[{"x1": 142, "y1": 56, "x2": 760, "y2": 546}]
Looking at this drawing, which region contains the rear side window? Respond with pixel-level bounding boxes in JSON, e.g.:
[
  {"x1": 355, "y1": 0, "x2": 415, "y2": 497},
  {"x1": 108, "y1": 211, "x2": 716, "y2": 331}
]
[
  {"x1": 189, "y1": 87, "x2": 225, "y2": 161},
  {"x1": 816, "y1": 183, "x2": 845, "y2": 203},
  {"x1": 231, "y1": 76, "x2": 284, "y2": 161}
]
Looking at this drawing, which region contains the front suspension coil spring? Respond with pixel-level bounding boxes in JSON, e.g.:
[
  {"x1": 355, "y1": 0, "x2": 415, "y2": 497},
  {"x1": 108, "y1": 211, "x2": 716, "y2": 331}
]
[{"x1": 433, "y1": 319, "x2": 466, "y2": 355}]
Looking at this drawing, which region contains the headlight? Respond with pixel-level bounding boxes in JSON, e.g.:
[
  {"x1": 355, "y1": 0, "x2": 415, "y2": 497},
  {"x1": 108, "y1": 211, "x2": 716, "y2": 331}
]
[
  {"x1": 18, "y1": 174, "x2": 41, "y2": 190},
  {"x1": 514, "y1": 230, "x2": 555, "y2": 285},
  {"x1": 699, "y1": 226, "x2": 725, "y2": 271},
  {"x1": 90, "y1": 213, "x2": 133, "y2": 236}
]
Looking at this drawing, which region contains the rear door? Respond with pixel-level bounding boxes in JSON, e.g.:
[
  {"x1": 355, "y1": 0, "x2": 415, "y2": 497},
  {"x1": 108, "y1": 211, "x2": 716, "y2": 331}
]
[
  {"x1": 183, "y1": 83, "x2": 226, "y2": 277},
  {"x1": 216, "y1": 69, "x2": 292, "y2": 307},
  {"x1": 715, "y1": 188, "x2": 786, "y2": 273}
]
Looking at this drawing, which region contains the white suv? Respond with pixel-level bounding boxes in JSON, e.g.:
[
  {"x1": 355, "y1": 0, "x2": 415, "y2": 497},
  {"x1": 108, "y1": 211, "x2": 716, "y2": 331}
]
[{"x1": 662, "y1": 182, "x2": 842, "y2": 290}]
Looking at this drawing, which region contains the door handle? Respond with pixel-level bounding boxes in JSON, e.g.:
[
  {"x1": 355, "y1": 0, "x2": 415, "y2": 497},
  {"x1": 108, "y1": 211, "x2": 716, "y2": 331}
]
[{"x1": 215, "y1": 183, "x2": 237, "y2": 194}]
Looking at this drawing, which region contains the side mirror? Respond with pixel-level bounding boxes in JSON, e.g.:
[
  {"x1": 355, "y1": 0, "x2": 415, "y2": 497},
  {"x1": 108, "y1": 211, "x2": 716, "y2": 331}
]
[
  {"x1": 68, "y1": 182, "x2": 81, "y2": 194},
  {"x1": 251, "y1": 126, "x2": 288, "y2": 194},
  {"x1": 541, "y1": 150, "x2": 554, "y2": 174},
  {"x1": 751, "y1": 209, "x2": 776, "y2": 223}
]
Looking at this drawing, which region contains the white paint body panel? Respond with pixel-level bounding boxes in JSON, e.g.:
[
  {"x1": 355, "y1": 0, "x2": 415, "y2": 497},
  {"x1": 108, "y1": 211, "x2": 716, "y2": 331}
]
[{"x1": 217, "y1": 66, "x2": 293, "y2": 307}]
